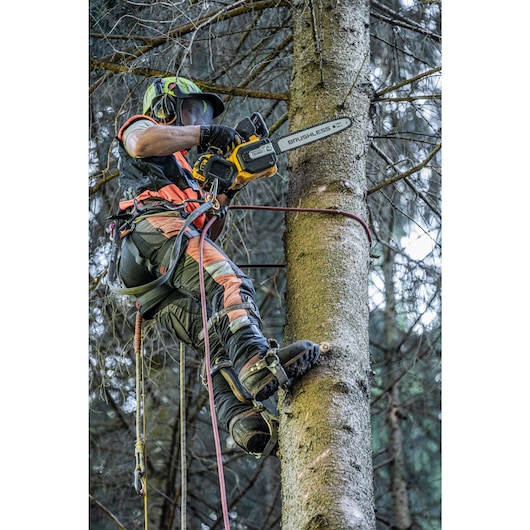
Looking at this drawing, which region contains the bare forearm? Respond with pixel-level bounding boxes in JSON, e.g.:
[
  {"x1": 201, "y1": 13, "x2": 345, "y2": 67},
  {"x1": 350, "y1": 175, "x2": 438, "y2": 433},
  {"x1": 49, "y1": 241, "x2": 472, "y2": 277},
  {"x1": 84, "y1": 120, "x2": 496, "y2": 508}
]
[{"x1": 126, "y1": 125, "x2": 201, "y2": 157}]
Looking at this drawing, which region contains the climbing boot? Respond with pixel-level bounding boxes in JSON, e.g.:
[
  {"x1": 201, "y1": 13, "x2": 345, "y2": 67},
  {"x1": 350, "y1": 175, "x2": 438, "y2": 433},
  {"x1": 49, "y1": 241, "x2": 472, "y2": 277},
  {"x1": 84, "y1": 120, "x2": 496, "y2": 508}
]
[
  {"x1": 238, "y1": 340, "x2": 321, "y2": 402},
  {"x1": 228, "y1": 408, "x2": 279, "y2": 457},
  {"x1": 203, "y1": 356, "x2": 278, "y2": 457},
  {"x1": 214, "y1": 306, "x2": 320, "y2": 401}
]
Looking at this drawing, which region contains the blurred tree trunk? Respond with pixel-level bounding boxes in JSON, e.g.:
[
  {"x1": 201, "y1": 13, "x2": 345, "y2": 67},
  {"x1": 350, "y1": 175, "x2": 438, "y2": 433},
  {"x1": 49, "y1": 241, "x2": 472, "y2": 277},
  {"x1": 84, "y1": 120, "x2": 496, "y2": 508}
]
[
  {"x1": 279, "y1": 1, "x2": 375, "y2": 528},
  {"x1": 380, "y1": 196, "x2": 412, "y2": 530}
]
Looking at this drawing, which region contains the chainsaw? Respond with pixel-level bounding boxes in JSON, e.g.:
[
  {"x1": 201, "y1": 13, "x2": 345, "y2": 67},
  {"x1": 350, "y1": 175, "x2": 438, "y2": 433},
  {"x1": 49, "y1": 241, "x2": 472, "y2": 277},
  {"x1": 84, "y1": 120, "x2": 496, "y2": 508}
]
[{"x1": 192, "y1": 112, "x2": 352, "y2": 193}]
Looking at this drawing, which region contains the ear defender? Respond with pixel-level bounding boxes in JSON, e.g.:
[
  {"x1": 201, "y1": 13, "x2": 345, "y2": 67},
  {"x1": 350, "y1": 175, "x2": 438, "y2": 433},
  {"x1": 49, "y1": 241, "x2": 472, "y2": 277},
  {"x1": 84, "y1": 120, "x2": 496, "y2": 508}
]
[
  {"x1": 151, "y1": 95, "x2": 178, "y2": 124},
  {"x1": 150, "y1": 78, "x2": 179, "y2": 124}
]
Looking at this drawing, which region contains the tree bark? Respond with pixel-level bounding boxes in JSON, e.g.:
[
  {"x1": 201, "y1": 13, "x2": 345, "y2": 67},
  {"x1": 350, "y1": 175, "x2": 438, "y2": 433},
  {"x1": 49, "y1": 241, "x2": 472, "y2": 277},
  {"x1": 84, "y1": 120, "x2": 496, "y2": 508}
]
[{"x1": 279, "y1": 1, "x2": 375, "y2": 528}]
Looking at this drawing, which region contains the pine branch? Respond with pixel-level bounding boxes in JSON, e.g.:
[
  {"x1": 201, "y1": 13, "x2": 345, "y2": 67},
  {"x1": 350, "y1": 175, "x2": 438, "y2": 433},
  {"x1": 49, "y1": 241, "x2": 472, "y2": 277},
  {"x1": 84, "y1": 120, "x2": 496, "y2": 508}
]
[{"x1": 89, "y1": 59, "x2": 288, "y2": 101}]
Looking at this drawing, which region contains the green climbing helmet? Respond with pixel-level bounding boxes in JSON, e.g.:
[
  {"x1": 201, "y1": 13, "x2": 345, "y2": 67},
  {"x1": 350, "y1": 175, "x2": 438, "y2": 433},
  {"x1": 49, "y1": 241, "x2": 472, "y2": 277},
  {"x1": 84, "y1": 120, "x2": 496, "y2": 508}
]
[{"x1": 142, "y1": 76, "x2": 225, "y2": 124}]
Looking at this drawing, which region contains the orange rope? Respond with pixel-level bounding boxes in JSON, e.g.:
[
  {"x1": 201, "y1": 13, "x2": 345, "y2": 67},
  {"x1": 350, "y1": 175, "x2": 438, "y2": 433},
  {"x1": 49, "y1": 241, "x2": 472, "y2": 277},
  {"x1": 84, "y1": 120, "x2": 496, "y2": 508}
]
[
  {"x1": 133, "y1": 309, "x2": 149, "y2": 528},
  {"x1": 134, "y1": 310, "x2": 142, "y2": 353}
]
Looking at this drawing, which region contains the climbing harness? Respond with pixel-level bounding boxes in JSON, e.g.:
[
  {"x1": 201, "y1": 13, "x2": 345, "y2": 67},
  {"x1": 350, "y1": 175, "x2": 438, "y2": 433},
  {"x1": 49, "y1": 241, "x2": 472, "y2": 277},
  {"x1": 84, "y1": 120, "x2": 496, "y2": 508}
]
[{"x1": 107, "y1": 197, "x2": 217, "y2": 297}]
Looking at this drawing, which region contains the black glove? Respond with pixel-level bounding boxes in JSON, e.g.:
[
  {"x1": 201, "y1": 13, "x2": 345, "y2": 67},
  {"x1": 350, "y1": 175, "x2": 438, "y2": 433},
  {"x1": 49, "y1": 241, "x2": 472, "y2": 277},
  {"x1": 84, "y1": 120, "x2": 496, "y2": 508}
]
[
  {"x1": 223, "y1": 183, "x2": 246, "y2": 199},
  {"x1": 200, "y1": 125, "x2": 240, "y2": 155}
]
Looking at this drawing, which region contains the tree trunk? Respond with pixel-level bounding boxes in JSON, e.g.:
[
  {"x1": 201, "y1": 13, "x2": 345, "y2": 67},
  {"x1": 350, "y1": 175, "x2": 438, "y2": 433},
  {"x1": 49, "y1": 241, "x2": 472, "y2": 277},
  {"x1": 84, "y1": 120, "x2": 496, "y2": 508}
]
[{"x1": 279, "y1": 1, "x2": 375, "y2": 528}]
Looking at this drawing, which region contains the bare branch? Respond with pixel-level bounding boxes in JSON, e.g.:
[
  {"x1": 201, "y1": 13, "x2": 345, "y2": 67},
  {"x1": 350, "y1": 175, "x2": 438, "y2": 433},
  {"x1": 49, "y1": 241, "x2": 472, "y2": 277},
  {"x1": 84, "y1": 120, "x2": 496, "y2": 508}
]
[
  {"x1": 89, "y1": 494, "x2": 126, "y2": 530},
  {"x1": 367, "y1": 143, "x2": 441, "y2": 195},
  {"x1": 374, "y1": 66, "x2": 441, "y2": 98},
  {"x1": 373, "y1": 94, "x2": 440, "y2": 103},
  {"x1": 97, "y1": 0, "x2": 288, "y2": 65},
  {"x1": 371, "y1": 0, "x2": 441, "y2": 42}
]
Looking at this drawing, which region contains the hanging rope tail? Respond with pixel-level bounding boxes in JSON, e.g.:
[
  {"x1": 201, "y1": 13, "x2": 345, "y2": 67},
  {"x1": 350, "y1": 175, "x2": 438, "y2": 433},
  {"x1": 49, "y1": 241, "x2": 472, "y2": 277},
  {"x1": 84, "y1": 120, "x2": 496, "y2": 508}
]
[{"x1": 133, "y1": 309, "x2": 149, "y2": 528}]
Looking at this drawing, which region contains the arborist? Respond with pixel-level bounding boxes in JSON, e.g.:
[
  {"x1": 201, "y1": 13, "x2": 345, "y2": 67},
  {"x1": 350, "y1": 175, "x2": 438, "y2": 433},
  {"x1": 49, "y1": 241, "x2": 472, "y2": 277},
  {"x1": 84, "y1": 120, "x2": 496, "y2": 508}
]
[{"x1": 113, "y1": 76, "x2": 321, "y2": 457}]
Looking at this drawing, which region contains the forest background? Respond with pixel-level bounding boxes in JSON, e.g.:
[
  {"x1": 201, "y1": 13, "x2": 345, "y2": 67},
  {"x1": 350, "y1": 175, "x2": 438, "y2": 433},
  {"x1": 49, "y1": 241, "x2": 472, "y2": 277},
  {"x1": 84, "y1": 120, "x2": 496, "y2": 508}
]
[
  {"x1": 88, "y1": 0, "x2": 441, "y2": 528},
  {"x1": 0, "y1": 2, "x2": 528, "y2": 530}
]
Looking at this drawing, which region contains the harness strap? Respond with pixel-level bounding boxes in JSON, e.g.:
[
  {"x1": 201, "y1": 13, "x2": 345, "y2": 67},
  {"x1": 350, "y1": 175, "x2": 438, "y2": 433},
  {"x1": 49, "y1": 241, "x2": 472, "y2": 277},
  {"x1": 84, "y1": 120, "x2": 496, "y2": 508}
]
[
  {"x1": 245, "y1": 346, "x2": 289, "y2": 387},
  {"x1": 197, "y1": 302, "x2": 260, "y2": 341},
  {"x1": 108, "y1": 199, "x2": 213, "y2": 296},
  {"x1": 122, "y1": 214, "x2": 201, "y2": 276},
  {"x1": 209, "y1": 357, "x2": 233, "y2": 376},
  {"x1": 202, "y1": 357, "x2": 253, "y2": 403}
]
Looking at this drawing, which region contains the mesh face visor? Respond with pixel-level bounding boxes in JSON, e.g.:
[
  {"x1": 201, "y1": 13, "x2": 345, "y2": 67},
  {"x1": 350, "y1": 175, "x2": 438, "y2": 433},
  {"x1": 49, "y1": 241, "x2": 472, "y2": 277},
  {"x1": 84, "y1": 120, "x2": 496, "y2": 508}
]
[{"x1": 180, "y1": 97, "x2": 214, "y2": 126}]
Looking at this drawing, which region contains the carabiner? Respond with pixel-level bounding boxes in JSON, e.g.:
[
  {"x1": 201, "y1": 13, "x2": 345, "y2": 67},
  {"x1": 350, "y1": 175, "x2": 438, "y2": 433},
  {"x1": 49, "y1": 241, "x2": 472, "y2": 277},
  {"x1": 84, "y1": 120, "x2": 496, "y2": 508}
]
[{"x1": 134, "y1": 468, "x2": 146, "y2": 496}]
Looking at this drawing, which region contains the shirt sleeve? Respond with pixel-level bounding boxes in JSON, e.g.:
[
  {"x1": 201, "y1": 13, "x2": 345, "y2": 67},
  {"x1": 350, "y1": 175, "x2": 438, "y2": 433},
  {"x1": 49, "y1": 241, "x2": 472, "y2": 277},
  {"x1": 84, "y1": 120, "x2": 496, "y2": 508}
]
[{"x1": 121, "y1": 118, "x2": 155, "y2": 157}]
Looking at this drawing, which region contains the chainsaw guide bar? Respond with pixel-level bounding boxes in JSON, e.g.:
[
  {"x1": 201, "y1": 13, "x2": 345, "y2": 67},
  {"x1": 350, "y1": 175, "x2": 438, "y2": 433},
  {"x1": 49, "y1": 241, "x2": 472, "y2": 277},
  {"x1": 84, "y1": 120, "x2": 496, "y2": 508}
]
[{"x1": 274, "y1": 117, "x2": 352, "y2": 154}]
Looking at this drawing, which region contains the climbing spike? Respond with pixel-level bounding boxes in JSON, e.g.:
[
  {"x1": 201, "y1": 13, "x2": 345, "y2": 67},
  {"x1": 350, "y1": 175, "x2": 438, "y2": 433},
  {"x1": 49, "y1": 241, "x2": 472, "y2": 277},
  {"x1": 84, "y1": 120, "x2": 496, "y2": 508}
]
[{"x1": 319, "y1": 342, "x2": 331, "y2": 353}]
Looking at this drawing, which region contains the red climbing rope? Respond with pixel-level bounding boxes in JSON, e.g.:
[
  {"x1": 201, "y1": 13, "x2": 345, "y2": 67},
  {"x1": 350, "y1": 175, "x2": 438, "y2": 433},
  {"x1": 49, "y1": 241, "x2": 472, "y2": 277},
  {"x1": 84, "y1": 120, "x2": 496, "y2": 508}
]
[
  {"x1": 199, "y1": 214, "x2": 232, "y2": 530},
  {"x1": 124, "y1": 196, "x2": 372, "y2": 529},
  {"x1": 230, "y1": 204, "x2": 373, "y2": 248}
]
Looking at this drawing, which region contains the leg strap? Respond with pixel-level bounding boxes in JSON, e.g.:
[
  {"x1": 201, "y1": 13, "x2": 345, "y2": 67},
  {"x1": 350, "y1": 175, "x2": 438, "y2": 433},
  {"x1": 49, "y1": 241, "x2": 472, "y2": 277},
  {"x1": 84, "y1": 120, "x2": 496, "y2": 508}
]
[
  {"x1": 245, "y1": 340, "x2": 289, "y2": 388},
  {"x1": 201, "y1": 357, "x2": 253, "y2": 403},
  {"x1": 197, "y1": 302, "x2": 261, "y2": 341},
  {"x1": 202, "y1": 356, "x2": 281, "y2": 458}
]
